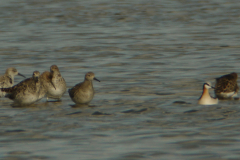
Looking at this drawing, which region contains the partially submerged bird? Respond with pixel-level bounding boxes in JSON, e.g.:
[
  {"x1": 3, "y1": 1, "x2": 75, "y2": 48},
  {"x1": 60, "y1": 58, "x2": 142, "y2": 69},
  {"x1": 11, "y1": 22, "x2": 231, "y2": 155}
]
[
  {"x1": 0, "y1": 71, "x2": 41, "y2": 106},
  {"x1": 214, "y1": 72, "x2": 238, "y2": 99},
  {"x1": 68, "y1": 72, "x2": 100, "y2": 104},
  {"x1": 0, "y1": 67, "x2": 25, "y2": 97},
  {"x1": 39, "y1": 65, "x2": 66, "y2": 101},
  {"x1": 198, "y1": 82, "x2": 218, "y2": 105}
]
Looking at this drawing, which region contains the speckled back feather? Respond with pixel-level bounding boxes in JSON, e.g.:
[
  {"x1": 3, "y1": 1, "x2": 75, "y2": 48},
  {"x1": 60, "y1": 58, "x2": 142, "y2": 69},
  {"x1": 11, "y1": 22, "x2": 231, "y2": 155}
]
[{"x1": 215, "y1": 72, "x2": 238, "y2": 94}]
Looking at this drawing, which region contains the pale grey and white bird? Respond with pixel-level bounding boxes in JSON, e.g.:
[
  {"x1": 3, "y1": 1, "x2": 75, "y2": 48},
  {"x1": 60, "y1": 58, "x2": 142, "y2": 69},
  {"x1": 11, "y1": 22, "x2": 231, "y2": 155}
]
[
  {"x1": 68, "y1": 72, "x2": 100, "y2": 104},
  {"x1": 198, "y1": 82, "x2": 218, "y2": 105},
  {"x1": 39, "y1": 65, "x2": 66, "y2": 101},
  {"x1": 0, "y1": 67, "x2": 25, "y2": 97},
  {"x1": 0, "y1": 71, "x2": 41, "y2": 106},
  {"x1": 214, "y1": 72, "x2": 238, "y2": 99}
]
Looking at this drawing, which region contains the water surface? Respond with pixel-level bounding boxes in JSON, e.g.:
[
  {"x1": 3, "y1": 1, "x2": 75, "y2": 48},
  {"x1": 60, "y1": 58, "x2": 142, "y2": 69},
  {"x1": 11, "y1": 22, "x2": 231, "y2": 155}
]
[{"x1": 0, "y1": 0, "x2": 240, "y2": 159}]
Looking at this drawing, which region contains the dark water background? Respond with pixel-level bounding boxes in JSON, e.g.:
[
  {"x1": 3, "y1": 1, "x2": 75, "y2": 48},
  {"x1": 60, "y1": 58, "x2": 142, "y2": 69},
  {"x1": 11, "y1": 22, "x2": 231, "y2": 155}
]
[{"x1": 0, "y1": 0, "x2": 240, "y2": 159}]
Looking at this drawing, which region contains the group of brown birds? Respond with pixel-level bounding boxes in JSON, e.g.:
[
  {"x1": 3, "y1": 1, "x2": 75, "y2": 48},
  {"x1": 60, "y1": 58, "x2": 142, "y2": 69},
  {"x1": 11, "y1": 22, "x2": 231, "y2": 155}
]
[
  {"x1": 0, "y1": 65, "x2": 100, "y2": 106},
  {"x1": 0, "y1": 66, "x2": 237, "y2": 106}
]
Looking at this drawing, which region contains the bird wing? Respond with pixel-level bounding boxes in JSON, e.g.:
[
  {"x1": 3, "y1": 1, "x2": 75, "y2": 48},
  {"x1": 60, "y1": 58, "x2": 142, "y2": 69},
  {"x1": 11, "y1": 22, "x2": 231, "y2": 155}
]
[
  {"x1": 68, "y1": 82, "x2": 83, "y2": 98},
  {"x1": 215, "y1": 75, "x2": 238, "y2": 93}
]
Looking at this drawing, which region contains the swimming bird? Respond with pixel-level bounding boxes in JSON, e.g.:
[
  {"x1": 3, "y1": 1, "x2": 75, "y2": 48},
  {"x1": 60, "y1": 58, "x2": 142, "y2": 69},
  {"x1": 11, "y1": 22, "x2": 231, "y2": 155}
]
[
  {"x1": 39, "y1": 65, "x2": 66, "y2": 101},
  {"x1": 68, "y1": 72, "x2": 100, "y2": 104},
  {"x1": 0, "y1": 67, "x2": 26, "y2": 97},
  {"x1": 198, "y1": 82, "x2": 218, "y2": 105},
  {"x1": 214, "y1": 72, "x2": 238, "y2": 99},
  {"x1": 0, "y1": 71, "x2": 41, "y2": 106}
]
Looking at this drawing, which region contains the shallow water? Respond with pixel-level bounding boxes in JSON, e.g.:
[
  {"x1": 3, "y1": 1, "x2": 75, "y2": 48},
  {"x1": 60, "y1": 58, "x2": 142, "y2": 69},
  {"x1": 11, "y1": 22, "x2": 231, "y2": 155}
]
[{"x1": 1, "y1": 0, "x2": 240, "y2": 159}]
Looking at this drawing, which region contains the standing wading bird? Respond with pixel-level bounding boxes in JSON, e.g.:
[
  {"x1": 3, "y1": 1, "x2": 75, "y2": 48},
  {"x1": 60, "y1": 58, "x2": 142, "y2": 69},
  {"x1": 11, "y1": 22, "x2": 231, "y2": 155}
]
[
  {"x1": 0, "y1": 71, "x2": 41, "y2": 106},
  {"x1": 39, "y1": 65, "x2": 66, "y2": 101},
  {"x1": 198, "y1": 82, "x2": 218, "y2": 105},
  {"x1": 0, "y1": 68, "x2": 26, "y2": 97},
  {"x1": 68, "y1": 72, "x2": 100, "y2": 105},
  {"x1": 214, "y1": 72, "x2": 239, "y2": 100}
]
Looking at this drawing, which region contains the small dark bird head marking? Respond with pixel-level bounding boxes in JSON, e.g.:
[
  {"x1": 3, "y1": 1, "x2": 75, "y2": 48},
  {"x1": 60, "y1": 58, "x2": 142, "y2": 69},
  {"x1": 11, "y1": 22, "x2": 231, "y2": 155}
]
[
  {"x1": 33, "y1": 71, "x2": 40, "y2": 82},
  {"x1": 85, "y1": 72, "x2": 100, "y2": 82},
  {"x1": 203, "y1": 82, "x2": 214, "y2": 89},
  {"x1": 50, "y1": 65, "x2": 59, "y2": 73},
  {"x1": 5, "y1": 67, "x2": 26, "y2": 78}
]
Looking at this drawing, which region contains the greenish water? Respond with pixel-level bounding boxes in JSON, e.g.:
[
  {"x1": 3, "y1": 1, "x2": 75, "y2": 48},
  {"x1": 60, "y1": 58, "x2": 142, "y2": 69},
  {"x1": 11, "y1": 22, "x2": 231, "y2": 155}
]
[{"x1": 0, "y1": 0, "x2": 240, "y2": 159}]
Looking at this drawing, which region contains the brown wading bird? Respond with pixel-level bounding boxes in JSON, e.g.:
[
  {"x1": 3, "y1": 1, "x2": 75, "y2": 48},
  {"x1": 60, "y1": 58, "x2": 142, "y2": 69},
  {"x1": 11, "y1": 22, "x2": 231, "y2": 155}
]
[
  {"x1": 39, "y1": 65, "x2": 66, "y2": 101},
  {"x1": 68, "y1": 72, "x2": 100, "y2": 105},
  {"x1": 198, "y1": 82, "x2": 218, "y2": 105},
  {"x1": 0, "y1": 71, "x2": 41, "y2": 106},
  {"x1": 0, "y1": 67, "x2": 25, "y2": 97},
  {"x1": 214, "y1": 72, "x2": 239, "y2": 99}
]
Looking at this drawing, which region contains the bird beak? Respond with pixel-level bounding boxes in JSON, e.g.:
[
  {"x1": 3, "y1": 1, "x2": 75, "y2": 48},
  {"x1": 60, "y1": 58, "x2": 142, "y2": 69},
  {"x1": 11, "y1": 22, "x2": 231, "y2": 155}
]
[
  {"x1": 51, "y1": 82, "x2": 56, "y2": 90},
  {"x1": 94, "y1": 77, "x2": 100, "y2": 82},
  {"x1": 211, "y1": 86, "x2": 215, "y2": 89},
  {"x1": 18, "y1": 73, "x2": 26, "y2": 78}
]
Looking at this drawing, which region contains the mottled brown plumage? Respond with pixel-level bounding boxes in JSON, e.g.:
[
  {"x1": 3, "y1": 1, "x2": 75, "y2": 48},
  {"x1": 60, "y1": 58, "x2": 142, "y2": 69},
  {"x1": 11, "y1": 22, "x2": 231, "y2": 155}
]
[
  {"x1": 39, "y1": 65, "x2": 66, "y2": 100},
  {"x1": 214, "y1": 72, "x2": 238, "y2": 99},
  {"x1": 0, "y1": 67, "x2": 25, "y2": 97},
  {"x1": 68, "y1": 72, "x2": 100, "y2": 104},
  {"x1": 1, "y1": 71, "x2": 41, "y2": 106}
]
